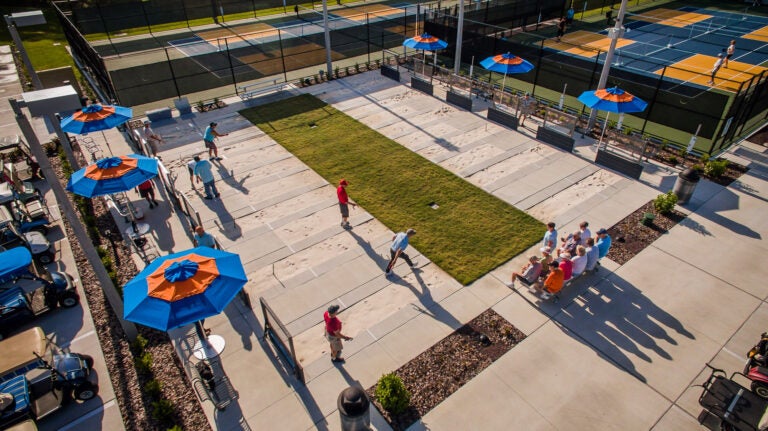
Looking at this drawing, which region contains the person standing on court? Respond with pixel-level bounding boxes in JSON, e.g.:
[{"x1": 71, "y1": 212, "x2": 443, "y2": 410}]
[
  {"x1": 142, "y1": 120, "x2": 164, "y2": 156},
  {"x1": 324, "y1": 304, "x2": 352, "y2": 363},
  {"x1": 385, "y1": 228, "x2": 418, "y2": 275},
  {"x1": 203, "y1": 122, "x2": 228, "y2": 161},
  {"x1": 707, "y1": 53, "x2": 724, "y2": 85},
  {"x1": 187, "y1": 157, "x2": 198, "y2": 189},
  {"x1": 337, "y1": 179, "x2": 356, "y2": 229},
  {"x1": 519, "y1": 93, "x2": 535, "y2": 128},
  {"x1": 193, "y1": 155, "x2": 220, "y2": 200},
  {"x1": 556, "y1": 17, "x2": 567, "y2": 42},
  {"x1": 136, "y1": 179, "x2": 159, "y2": 209},
  {"x1": 565, "y1": 5, "x2": 575, "y2": 25},
  {"x1": 725, "y1": 40, "x2": 736, "y2": 68}
]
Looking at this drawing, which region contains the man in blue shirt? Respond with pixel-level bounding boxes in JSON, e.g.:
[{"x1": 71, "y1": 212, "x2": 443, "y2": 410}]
[
  {"x1": 203, "y1": 122, "x2": 228, "y2": 161},
  {"x1": 193, "y1": 155, "x2": 219, "y2": 200},
  {"x1": 385, "y1": 228, "x2": 417, "y2": 275},
  {"x1": 565, "y1": 5, "x2": 575, "y2": 25},
  {"x1": 193, "y1": 226, "x2": 217, "y2": 248},
  {"x1": 542, "y1": 222, "x2": 557, "y2": 250},
  {"x1": 595, "y1": 228, "x2": 612, "y2": 262}
]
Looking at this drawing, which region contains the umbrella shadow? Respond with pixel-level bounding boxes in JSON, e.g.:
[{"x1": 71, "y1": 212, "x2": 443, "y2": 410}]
[
  {"x1": 553, "y1": 272, "x2": 694, "y2": 383},
  {"x1": 214, "y1": 159, "x2": 251, "y2": 195}
]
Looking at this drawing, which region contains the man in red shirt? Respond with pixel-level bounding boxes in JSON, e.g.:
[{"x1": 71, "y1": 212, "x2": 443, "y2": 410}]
[
  {"x1": 337, "y1": 179, "x2": 356, "y2": 229},
  {"x1": 324, "y1": 304, "x2": 352, "y2": 363},
  {"x1": 136, "y1": 179, "x2": 159, "y2": 209}
]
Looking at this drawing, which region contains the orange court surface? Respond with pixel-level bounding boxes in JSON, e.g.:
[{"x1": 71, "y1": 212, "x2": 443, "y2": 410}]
[
  {"x1": 543, "y1": 30, "x2": 635, "y2": 58},
  {"x1": 333, "y1": 4, "x2": 404, "y2": 22},
  {"x1": 657, "y1": 54, "x2": 767, "y2": 92},
  {"x1": 629, "y1": 8, "x2": 712, "y2": 28}
]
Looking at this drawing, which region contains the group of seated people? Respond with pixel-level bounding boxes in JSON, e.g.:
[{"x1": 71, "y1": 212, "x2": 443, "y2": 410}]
[{"x1": 507, "y1": 221, "x2": 612, "y2": 299}]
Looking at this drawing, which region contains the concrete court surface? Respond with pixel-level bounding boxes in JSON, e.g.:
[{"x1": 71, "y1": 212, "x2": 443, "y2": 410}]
[
  {"x1": 143, "y1": 68, "x2": 768, "y2": 431},
  {"x1": 0, "y1": 47, "x2": 125, "y2": 430}
]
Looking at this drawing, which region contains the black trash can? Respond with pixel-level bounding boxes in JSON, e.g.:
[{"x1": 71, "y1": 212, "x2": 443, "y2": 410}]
[
  {"x1": 673, "y1": 167, "x2": 701, "y2": 204},
  {"x1": 338, "y1": 387, "x2": 371, "y2": 431}
]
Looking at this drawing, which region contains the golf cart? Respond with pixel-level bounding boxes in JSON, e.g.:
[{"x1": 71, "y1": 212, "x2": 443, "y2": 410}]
[
  {"x1": 0, "y1": 327, "x2": 97, "y2": 428},
  {"x1": 698, "y1": 364, "x2": 768, "y2": 431},
  {"x1": 0, "y1": 221, "x2": 54, "y2": 265},
  {"x1": 0, "y1": 205, "x2": 48, "y2": 236},
  {"x1": 0, "y1": 248, "x2": 78, "y2": 339},
  {"x1": 0, "y1": 136, "x2": 40, "y2": 184}
]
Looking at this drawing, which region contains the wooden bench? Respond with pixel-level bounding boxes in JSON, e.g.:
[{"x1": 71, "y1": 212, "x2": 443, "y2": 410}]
[
  {"x1": 238, "y1": 79, "x2": 285, "y2": 100},
  {"x1": 537, "y1": 266, "x2": 600, "y2": 303}
]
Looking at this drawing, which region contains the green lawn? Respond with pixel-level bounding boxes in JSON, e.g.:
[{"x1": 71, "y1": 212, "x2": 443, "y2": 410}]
[
  {"x1": 0, "y1": 7, "x2": 73, "y2": 71},
  {"x1": 240, "y1": 94, "x2": 544, "y2": 285}
]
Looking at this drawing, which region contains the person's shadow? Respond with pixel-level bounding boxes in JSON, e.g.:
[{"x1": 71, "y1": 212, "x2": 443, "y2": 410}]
[
  {"x1": 554, "y1": 272, "x2": 694, "y2": 383},
  {"x1": 214, "y1": 159, "x2": 251, "y2": 195}
]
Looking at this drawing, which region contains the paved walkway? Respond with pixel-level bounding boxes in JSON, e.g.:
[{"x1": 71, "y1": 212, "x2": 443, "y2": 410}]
[{"x1": 126, "y1": 69, "x2": 768, "y2": 431}]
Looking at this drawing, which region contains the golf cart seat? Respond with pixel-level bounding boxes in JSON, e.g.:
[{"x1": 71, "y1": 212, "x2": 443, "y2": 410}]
[{"x1": 14, "y1": 199, "x2": 46, "y2": 221}]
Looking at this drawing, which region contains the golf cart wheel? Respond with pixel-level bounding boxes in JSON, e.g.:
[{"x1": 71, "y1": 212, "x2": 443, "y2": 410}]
[
  {"x1": 74, "y1": 382, "x2": 98, "y2": 401},
  {"x1": 36, "y1": 252, "x2": 53, "y2": 265},
  {"x1": 59, "y1": 290, "x2": 79, "y2": 308},
  {"x1": 751, "y1": 381, "x2": 768, "y2": 399}
]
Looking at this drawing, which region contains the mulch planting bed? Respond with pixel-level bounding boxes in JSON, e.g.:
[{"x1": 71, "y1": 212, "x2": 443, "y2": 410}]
[
  {"x1": 366, "y1": 309, "x2": 525, "y2": 430},
  {"x1": 605, "y1": 201, "x2": 686, "y2": 266}
]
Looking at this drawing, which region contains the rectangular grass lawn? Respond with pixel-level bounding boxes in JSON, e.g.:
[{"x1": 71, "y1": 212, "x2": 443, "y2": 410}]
[{"x1": 240, "y1": 94, "x2": 543, "y2": 285}]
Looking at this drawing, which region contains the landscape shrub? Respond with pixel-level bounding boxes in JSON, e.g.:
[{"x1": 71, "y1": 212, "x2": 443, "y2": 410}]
[
  {"x1": 704, "y1": 159, "x2": 729, "y2": 178},
  {"x1": 654, "y1": 191, "x2": 678, "y2": 214},
  {"x1": 375, "y1": 373, "x2": 410, "y2": 414}
]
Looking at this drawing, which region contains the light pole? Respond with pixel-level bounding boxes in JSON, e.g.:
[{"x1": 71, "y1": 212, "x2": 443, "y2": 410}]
[
  {"x1": 587, "y1": 0, "x2": 629, "y2": 131},
  {"x1": 4, "y1": 10, "x2": 45, "y2": 90}
]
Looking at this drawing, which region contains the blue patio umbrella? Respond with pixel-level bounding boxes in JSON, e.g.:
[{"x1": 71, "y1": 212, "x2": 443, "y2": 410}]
[
  {"x1": 59, "y1": 104, "x2": 133, "y2": 135},
  {"x1": 402, "y1": 33, "x2": 448, "y2": 51},
  {"x1": 66, "y1": 154, "x2": 158, "y2": 198},
  {"x1": 123, "y1": 247, "x2": 247, "y2": 331},
  {"x1": 578, "y1": 87, "x2": 648, "y2": 148},
  {"x1": 403, "y1": 33, "x2": 448, "y2": 75},
  {"x1": 480, "y1": 52, "x2": 535, "y2": 102}
]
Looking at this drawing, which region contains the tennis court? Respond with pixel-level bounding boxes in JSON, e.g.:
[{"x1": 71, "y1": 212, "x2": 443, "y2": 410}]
[
  {"x1": 544, "y1": 7, "x2": 768, "y2": 93},
  {"x1": 165, "y1": 2, "x2": 413, "y2": 79}
]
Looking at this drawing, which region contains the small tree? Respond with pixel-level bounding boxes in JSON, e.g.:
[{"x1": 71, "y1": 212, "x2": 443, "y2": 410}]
[
  {"x1": 654, "y1": 191, "x2": 678, "y2": 214},
  {"x1": 375, "y1": 373, "x2": 410, "y2": 414}
]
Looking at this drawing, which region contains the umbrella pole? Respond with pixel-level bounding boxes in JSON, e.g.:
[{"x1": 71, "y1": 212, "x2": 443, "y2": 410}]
[
  {"x1": 500, "y1": 71, "x2": 508, "y2": 105},
  {"x1": 122, "y1": 191, "x2": 140, "y2": 234},
  {"x1": 101, "y1": 130, "x2": 113, "y2": 156},
  {"x1": 598, "y1": 112, "x2": 610, "y2": 150},
  {"x1": 195, "y1": 320, "x2": 209, "y2": 342}
]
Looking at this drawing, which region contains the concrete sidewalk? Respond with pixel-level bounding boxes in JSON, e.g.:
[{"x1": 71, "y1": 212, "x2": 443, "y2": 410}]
[{"x1": 115, "y1": 69, "x2": 767, "y2": 430}]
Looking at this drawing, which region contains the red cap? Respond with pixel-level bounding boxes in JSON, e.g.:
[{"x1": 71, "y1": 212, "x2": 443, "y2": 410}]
[{"x1": 339, "y1": 179, "x2": 348, "y2": 186}]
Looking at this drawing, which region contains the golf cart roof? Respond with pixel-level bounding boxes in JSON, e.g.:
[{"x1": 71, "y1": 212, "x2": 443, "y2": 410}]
[
  {"x1": 0, "y1": 327, "x2": 46, "y2": 377},
  {"x1": 0, "y1": 248, "x2": 32, "y2": 284}
]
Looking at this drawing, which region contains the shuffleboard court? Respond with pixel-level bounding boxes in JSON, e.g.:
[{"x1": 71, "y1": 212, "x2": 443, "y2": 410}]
[{"x1": 657, "y1": 54, "x2": 768, "y2": 92}]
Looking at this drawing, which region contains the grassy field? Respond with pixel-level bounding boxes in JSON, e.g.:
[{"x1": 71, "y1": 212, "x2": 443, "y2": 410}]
[
  {"x1": 0, "y1": 7, "x2": 73, "y2": 72},
  {"x1": 240, "y1": 94, "x2": 544, "y2": 285}
]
